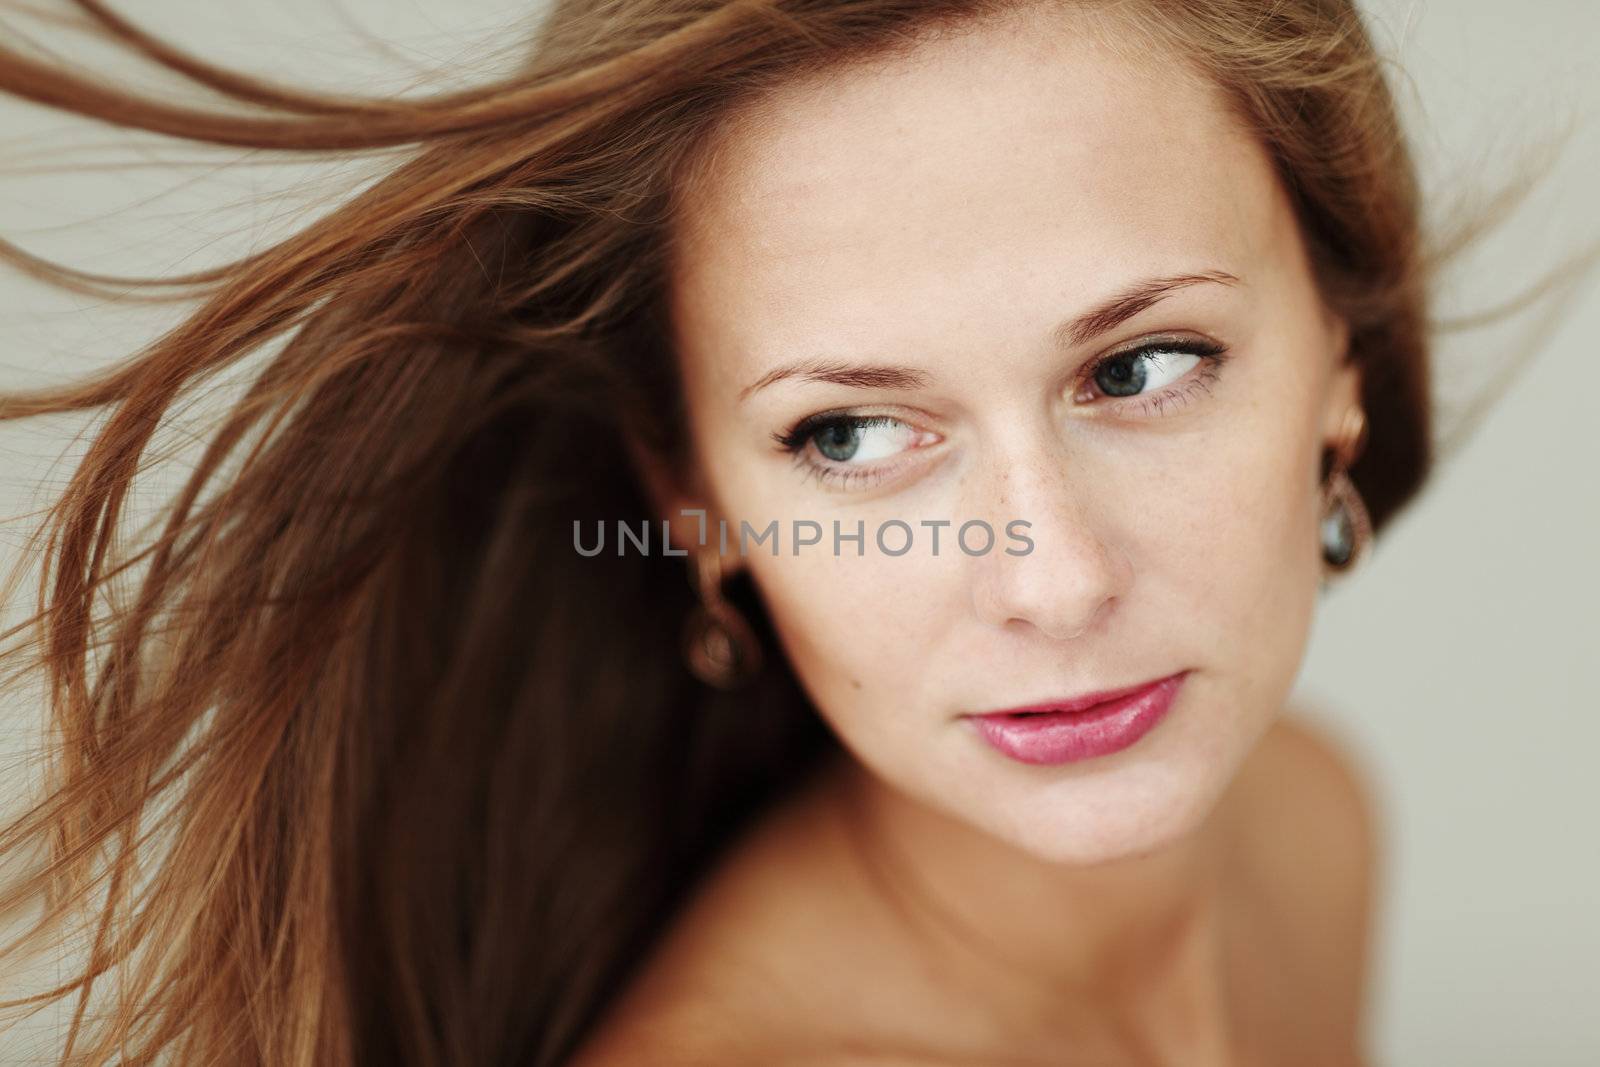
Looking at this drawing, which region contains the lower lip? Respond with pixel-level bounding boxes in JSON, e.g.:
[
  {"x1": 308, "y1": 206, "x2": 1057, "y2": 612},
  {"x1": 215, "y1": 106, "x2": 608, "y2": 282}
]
[{"x1": 964, "y1": 671, "x2": 1188, "y2": 766}]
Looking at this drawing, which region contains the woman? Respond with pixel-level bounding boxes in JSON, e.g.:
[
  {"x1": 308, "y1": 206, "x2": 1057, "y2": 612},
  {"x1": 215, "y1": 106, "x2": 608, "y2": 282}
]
[{"x1": 0, "y1": 1, "x2": 1537, "y2": 1064}]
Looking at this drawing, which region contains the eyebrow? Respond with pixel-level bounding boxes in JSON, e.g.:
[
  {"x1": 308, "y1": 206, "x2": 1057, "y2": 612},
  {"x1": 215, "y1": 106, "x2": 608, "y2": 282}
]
[{"x1": 736, "y1": 269, "x2": 1241, "y2": 403}]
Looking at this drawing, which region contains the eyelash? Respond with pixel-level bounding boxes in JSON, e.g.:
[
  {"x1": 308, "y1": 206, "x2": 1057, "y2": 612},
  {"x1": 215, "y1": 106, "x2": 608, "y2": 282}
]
[{"x1": 771, "y1": 337, "x2": 1232, "y2": 491}]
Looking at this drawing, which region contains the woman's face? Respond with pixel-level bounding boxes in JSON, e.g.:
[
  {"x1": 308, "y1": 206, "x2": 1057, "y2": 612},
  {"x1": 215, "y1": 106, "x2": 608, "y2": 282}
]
[{"x1": 651, "y1": 6, "x2": 1360, "y2": 865}]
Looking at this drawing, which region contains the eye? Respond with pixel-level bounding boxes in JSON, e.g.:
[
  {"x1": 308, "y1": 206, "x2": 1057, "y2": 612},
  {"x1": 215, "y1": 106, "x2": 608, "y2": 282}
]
[
  {"x1": 768, "y1": 336, "x2": 1231, "y2": 493},
  {"x1": 1076, "y1": 336, "x2": 1230, "y2": 415},
  {"x1": 771, "y1": 413, "x2": 937, "y2": 491}
]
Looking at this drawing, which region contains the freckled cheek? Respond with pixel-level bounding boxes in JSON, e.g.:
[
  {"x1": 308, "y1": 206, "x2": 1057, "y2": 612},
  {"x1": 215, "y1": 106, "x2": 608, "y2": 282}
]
[
  {"x1": 1130, "y1": 436, "x2": 1318, "y2": 623},
  {"x1": 1185, "y1": 465, "x2": 1322, "y2": 714},
  {"x1": 747, "y1": 554, "x2": 946, "y2": 713}
]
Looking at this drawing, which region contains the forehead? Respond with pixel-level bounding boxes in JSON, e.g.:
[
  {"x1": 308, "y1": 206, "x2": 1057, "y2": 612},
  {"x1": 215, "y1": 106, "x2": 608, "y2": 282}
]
[{"x1": 668, "y1": 5, "x2": 1291, "y2": 387}]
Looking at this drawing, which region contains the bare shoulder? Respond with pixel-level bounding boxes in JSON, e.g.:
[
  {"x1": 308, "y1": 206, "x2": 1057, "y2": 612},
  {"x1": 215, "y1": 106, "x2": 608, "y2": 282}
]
[
  {"x1": 1226, "y1": 705, "x2": 1387, "y2": 1052},
  {"x1": 559, "y1": 885, "x2": 804, "y2": 1067},
  {"x1": 569, "y1": 1018, "x2": 962, "y2": 1067},
  {"x1": 560, "y1": 930, "x2": 806, "y2": 1067},
  {"x1": 1244, "y1": 706, "x2": 1386, "y2": 970},
  {"x1": 560, "y1": 998, "x2": 760, "y2": 1067},
  {"x1": 563, "y1": 766, "x2": 850, "y2": 1067},
  {"x1": 1240, "y1": 708, "x2": 1386, "y2": 873},
  {"x1": 569, "y1": 1014, "x2": 994, "y2": 1067}
]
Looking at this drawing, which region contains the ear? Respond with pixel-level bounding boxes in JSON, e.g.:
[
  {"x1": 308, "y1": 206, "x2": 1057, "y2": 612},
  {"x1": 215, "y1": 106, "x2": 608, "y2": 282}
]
[
  {"x1": 1320, "y1": 313, "x2": 1362, "y2": 447},
  {"x1": 623, "y1": 432, "x2": 747, "y2": 577}
]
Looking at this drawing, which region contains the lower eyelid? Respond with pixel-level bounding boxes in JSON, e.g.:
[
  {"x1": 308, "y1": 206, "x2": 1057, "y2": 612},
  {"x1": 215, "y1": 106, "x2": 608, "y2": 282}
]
[
  {"x1": 799, "y1": 456, "x2": 892, "y2": 492},
  {"x1": 1113, "y1": 363, "x2": 1225, "y2": 416}
]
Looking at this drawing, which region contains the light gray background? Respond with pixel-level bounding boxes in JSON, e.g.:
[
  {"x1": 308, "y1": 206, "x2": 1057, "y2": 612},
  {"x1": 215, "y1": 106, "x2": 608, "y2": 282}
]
[{"x1": 1, "y1": 2, "x2": 1596, "y2": 1063}]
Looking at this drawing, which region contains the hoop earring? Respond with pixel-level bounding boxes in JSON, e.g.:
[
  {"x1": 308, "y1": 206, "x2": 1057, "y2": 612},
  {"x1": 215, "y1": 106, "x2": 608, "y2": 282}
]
[
  {"x1": 682, "y1": 549, "x2": 762, "y2": 689},
  {"x1": 1320, "y1": 405, "x2": 1373, "y2": 581}
]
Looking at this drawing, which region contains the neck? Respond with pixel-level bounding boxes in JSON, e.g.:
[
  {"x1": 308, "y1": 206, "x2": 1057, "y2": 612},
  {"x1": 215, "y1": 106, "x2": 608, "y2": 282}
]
[{"x1": 821, "y1": 752, "x2": 1242, "y2": 1064}]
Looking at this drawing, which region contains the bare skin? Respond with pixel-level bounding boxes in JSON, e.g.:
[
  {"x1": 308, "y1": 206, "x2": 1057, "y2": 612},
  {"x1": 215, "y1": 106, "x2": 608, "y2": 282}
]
[
  {"x1": 586, "y1": 3, "x2": 1382, "y2": 1063},
  {"x1": 569, "y1": 708, "x2": 1380, "y2": 1066}
]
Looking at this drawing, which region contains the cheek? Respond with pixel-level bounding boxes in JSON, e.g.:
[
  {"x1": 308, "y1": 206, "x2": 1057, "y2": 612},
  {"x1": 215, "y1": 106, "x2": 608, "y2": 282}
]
[
  {"x1": 704, "y1": 439, "x2": 957, "y2": 736},
  {"x1": 745, "y1": 550, "x2": 946, "y2": 738},
  {"x1": 1135, "y1": 399, "x2": 1323, "y2": 698}
]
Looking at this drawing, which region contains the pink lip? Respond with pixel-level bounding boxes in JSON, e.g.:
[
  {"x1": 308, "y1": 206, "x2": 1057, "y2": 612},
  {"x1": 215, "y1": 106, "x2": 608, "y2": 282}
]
[{"x1": 963, "y1": 671, "x2": 1189, "y2": 765}]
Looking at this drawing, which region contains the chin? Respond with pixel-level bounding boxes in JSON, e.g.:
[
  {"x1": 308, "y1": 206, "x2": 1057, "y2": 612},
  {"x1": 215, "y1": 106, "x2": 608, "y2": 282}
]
[{"x1": 978, "y1": 760, "x2": 1231, "y2": 868}]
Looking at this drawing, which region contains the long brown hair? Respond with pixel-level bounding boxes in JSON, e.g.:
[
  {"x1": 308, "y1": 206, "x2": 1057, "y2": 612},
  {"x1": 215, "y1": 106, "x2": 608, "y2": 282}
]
[{"x1": 0, "y1": 1, "x2": 1572, "y2": 1063}]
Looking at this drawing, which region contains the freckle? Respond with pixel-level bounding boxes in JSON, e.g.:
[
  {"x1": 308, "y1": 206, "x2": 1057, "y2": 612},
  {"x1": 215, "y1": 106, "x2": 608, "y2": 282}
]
[{"x1": 850, "y1": 677, "x2": 862, "y2": 690}]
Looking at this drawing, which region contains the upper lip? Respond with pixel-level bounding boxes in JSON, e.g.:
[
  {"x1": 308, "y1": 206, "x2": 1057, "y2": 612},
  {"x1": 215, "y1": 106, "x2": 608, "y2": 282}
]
[{"x1": 968, "y1": 671, "x2": 1183, "y2": 718}]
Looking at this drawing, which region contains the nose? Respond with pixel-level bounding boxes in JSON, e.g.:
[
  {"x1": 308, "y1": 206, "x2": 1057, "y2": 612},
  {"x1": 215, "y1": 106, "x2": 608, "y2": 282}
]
[{"x1": 967, "y1": 446, "x2": 1133, "y2": 642}]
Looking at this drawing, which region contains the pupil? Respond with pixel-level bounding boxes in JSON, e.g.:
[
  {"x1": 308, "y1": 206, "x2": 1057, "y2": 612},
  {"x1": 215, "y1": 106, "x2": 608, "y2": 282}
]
[
  {"x1": 1097, "y1": 354, "x2": 1146, "y2": 398},
  {"x1": 816, "y1": 423, "x2": 859, "y2": 462}
]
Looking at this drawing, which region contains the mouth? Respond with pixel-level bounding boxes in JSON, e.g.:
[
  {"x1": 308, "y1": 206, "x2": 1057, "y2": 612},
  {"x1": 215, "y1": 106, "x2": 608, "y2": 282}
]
[
  {"x1": 970, "y1": 671, "x2": 1189, "y2": 720},
  {"x1": 962, "y1": 671, "x2": 1191, "y2": 766}
]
